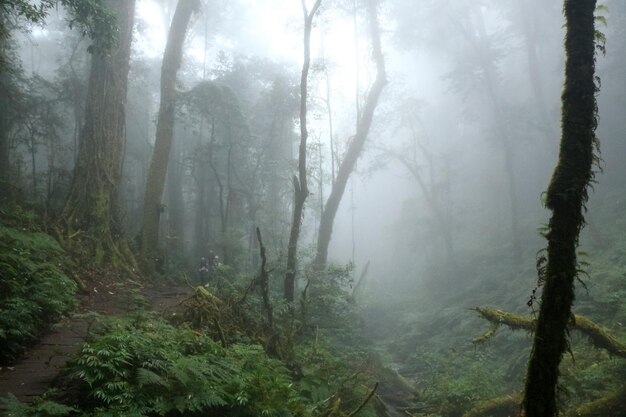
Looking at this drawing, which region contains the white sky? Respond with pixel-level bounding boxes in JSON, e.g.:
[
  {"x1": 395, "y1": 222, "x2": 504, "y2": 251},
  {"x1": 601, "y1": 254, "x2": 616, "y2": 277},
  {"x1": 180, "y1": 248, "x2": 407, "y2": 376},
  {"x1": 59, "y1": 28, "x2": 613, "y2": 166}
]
[{"x1": 135, "y1": 0, "x2": 368, "y2": 98}]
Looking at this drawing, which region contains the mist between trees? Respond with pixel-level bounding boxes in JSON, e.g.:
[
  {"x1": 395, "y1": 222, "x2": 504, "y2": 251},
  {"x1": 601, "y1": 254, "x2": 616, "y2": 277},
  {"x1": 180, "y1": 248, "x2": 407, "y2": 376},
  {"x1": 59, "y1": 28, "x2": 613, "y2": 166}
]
[{"x1": 1, "y1": 0, "x2": 626, "y2": 416}]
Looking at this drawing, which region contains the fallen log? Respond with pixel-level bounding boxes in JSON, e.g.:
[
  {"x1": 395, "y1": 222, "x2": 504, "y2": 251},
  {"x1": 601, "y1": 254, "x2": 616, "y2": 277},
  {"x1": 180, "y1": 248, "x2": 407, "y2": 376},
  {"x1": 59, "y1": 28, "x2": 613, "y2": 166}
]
[
  {"x1": 461, "y1": 393, "x2": 520, "y2": 417},
  {"x1": 572, "y1": 385, "x2": 626, "y2": 417},
  {"x1": 472, "y1": 307, "x2": 626, "y2": 358}
]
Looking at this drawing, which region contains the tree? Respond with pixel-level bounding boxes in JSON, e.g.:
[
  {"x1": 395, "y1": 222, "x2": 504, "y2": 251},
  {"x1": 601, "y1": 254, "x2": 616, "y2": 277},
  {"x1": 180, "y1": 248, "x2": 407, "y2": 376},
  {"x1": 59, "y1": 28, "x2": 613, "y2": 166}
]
[
  {"x1": 522, "y1": 1, "x2": 599, "y2": 415},
  {"x1": 0, "y1": 0, "x2": 114, "y2": 200},
  {"x1": 0, "y1": 46, "x2": 28, "y2": 201},
  {"x1": 185, "y1": 80, "x2": 251, "y2": 265},
  {"x1": 60, "y1": 0, "x2": 136, "y2": 267},
  {"x1": 463, "y1": 4, "x2": 523, "y2": 261},
  {"x1": 284, "y1": 0, "x2": 323, "y2": 303},
  {"x1": 140, "y1": 0, "x2": 200, "y2": 263},
  {"x1": 0, "y1": 0, "x2": 116, "y2": 67},
  {"x1": 380, "y1": 126, "x2": 457, "y2": 276},
  {"x1": 313, "y1": 0, "x2": 386, "y2": 269}
]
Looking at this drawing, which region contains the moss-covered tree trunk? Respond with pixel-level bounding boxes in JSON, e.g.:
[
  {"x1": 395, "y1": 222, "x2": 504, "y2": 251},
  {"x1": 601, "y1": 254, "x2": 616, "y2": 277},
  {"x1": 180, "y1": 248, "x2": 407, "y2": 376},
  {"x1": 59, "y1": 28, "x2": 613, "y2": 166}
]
[
  {"x1": 140, "y1": 0, "x2": 199, "y2": 263},
  {"x1": 522, "y1": 1, "x2": 598, "y2": 416},
  {"x1": 284, "y1": 0, "x2": 323, "y2": 303},
  {"x1": 314, "y1": 0, "x2": 386, "y2": 270},
  {"x1": 60, "y1": 0, "x2": 136, "y2": 267}
]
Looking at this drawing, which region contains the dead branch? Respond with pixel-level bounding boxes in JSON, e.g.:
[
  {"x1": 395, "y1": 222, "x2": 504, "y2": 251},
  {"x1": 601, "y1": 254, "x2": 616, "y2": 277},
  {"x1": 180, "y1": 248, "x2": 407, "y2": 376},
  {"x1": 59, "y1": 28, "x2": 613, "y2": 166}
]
[
  {"x1": 350, "y1": 260, "x2": 370, "y2": 301},
  {"x1": 347, "y1": 383, "x2": 379, "y2": 417}
]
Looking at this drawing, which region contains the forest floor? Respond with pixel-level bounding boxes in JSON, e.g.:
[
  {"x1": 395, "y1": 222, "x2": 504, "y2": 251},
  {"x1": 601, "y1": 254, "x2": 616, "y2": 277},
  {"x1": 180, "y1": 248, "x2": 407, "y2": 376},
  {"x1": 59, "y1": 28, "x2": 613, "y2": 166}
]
[{"x1": 0, "y1": 279, "x2": 191, "y2": 402}]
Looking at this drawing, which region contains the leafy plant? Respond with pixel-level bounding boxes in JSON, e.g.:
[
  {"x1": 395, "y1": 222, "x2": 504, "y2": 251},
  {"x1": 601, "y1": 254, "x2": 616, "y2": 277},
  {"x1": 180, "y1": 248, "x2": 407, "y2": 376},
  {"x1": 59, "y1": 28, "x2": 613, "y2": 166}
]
[
  {"x1": 0, "y1": 223, "x2": 77, "y2": 362},
  {"x1": 1, "y1": 393, "x2": 76, "y2": 417},
  {"x1": 66, "y1": 316, "x2": 306, "y2": 416}
]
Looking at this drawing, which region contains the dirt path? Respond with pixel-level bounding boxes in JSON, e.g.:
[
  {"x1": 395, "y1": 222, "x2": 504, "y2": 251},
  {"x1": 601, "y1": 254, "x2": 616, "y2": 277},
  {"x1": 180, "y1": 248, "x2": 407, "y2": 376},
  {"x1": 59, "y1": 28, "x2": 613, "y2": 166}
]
[{"x1": 0, "y1": 284, "x2": 190, "y2": 402}]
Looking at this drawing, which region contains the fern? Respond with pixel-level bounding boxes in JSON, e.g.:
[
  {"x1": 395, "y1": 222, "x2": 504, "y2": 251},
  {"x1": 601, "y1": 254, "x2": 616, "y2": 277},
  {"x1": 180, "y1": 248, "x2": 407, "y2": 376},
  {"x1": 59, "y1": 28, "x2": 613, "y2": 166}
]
[
  {"x1": 65, "y1": 317, "x2": 306, "y2": 416},
  {"x1": 0, "y1": 394, "x2": 76, "y2": 417},
  {"x1": 0, "y1": 224, "x2": 77, "y2": 362},
  {"x1": 136, "y1": 368, "x2": 169, "y2": 388}
]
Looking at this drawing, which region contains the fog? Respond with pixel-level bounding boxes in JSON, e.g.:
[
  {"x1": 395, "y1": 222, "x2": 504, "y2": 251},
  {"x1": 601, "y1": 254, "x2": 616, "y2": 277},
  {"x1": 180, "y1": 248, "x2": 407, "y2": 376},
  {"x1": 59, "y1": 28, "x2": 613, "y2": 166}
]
[
  {"x1": 8, "y1": 0, "x2": 626, "y2": 299},
  {"x1": 2, "y1": 0, "x2": 626, "y2": 414}
]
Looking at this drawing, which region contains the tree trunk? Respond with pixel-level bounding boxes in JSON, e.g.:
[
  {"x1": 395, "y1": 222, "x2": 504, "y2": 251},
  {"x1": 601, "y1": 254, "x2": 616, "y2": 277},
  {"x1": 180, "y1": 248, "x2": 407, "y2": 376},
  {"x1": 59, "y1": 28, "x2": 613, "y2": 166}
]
[
  {"x1": 521, "y1": 0, "x2": 558, "y2": 146},
  {"x1": 284, "y1": 0, "x2": 323, "y2": 303},
  {"x1": 166, "y1": 133, "x2": 184, "y2": 254},
  {"x1": 140, "y1": 0, "x2": 199, "y2": 262},
  {"x1": 388, "y1": 151, "x2": 457, "y2": 274},
  {"x1": 522, "y1": 1, "x2": 598, "y2": 415},
  {"x1": 314, "y1": 0, "x2": 386, "y2": 269},
  {"x1": 0, "y1": 128, "x2": 10, "y2": 201},
  {"x1": 60, "y1": 0, "x2": 136, "y2": 267},
  {"x1": 466, "y1": 5, "x2": 523, "y2": 261}
]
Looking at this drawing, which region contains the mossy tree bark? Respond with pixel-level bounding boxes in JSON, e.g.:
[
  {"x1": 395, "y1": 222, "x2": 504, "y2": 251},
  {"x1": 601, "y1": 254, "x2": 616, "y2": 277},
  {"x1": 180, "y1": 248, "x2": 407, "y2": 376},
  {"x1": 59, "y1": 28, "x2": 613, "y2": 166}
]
[
  {"x1": 522, "y1": 1, "x2": 598, "y2": 416},
  {"x1": 284, "y1": 0, "x2": 323, "y2": 303},
  {"x1": 60, "y1": 0, "x2": 136, "y2": 268},
  {"x1": 140, "y1": 0, "x2": 200, "y2": 263},
  {"x1": 314, "y1": 0, "x2": 386, "y2": 270}
]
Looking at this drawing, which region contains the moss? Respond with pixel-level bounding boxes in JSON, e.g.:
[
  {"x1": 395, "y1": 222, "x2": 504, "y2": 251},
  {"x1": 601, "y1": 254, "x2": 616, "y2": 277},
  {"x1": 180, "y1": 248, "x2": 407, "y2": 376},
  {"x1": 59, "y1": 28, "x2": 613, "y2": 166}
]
[
  {"x1": 462, "y1": 393, "x2": 521, "y2": 417},
  {"x1": 472, "y1": 323, "x2": 500, "y2": 345},
  {"x1": 474, "y1": 307, "x2": 534, "y2": 331},
  {"x1": 474, "y1": 307, "x2": 626, "y2": 359},
  {"x1": 521, "y1": 1, "x2": 599, "y2": 413},
  {"x1": 573, "y1": 316, "x2": 626, "y2": 357},
  {"x1": 573, "y1": 386, "x2": 626, "y2": 417}
]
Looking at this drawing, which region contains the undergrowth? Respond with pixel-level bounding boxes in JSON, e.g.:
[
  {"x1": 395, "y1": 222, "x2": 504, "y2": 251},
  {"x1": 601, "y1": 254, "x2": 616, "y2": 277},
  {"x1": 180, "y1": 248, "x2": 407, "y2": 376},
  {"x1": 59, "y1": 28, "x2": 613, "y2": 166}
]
[
  {"x1": 0, "y1": 221, "x2": 77, "y2": 363},
  {"x1": 1, "y1": 262, "x2": 384, "y2": 417},
  {"x1": 62, "y1": 315, "x2": 304, "y2": 417}
]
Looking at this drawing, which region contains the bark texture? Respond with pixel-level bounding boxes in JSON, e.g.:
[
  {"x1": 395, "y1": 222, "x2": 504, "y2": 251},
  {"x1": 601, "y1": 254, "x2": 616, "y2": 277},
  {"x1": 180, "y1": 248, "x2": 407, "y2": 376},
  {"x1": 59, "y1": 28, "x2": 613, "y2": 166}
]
[
  {"x1": 522, "y1": 1, "x2": 598, "y2": 415},
  {"x1": 284, "y1": 0, "x2": 323, "y2": 303},
  {"x1": 314, "y1": 0, "x2": 386, "y2": 269},
  {"x1": 140, "y1": 0, "x2": 199, "y2": 261},
  {"x1": 61, "y1": 0, "x2": 136, "y2": 267}
]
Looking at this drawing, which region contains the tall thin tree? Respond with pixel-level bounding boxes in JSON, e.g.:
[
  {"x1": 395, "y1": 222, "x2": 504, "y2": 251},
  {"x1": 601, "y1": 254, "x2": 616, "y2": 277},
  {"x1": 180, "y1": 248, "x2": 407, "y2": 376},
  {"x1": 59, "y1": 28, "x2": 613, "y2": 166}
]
[
  {"x1": 314, "y1": 0, "x2": 386, "y2": 269},
  {"x1": 140, "y1": 0, "x2": 200, "y2": 263},
  {"x1": 522, "y1": 1, "x2": 599, "y2": 415},
  {"x1": 284, "y1": 0, "x2": 323, "y2": 303}
]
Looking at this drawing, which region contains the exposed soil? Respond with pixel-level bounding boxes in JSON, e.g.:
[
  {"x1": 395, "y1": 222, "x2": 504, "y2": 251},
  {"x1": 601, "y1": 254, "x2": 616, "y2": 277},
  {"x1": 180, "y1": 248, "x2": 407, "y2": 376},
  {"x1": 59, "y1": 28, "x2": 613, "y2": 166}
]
[{"x1": 0, "y1": 280, "x2": 191, "y2": 402}]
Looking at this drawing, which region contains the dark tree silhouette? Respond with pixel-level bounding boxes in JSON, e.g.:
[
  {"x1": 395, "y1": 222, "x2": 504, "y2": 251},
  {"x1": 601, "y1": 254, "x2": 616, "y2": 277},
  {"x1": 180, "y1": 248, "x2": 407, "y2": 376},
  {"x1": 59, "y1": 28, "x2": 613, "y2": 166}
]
[
  {"x1": 522, "y1": 1, "x2": 599, "y2": 415},
  {"x1": 284, "y1": 0, "x2": 323, "y2": 303}
]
